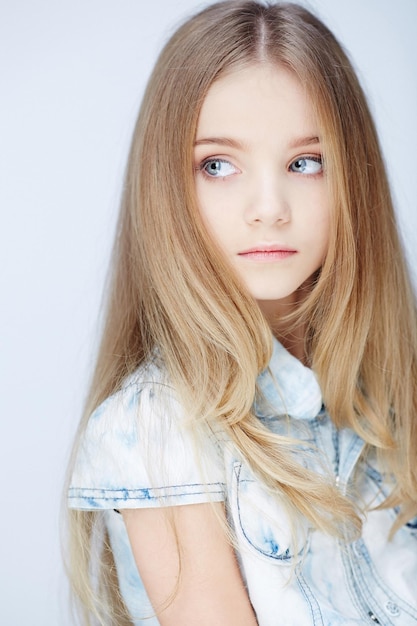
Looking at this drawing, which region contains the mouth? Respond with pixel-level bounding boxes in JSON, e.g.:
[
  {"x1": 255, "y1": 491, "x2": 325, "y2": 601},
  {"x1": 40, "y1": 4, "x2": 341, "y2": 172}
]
[{"x1": 238, "y1": 244, "x2": 298, "y2": 261}]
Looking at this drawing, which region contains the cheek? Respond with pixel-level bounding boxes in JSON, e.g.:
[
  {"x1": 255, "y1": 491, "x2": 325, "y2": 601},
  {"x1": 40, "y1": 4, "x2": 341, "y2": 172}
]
[
  {"x1": 195, "y1": 185, "x2": 235, "y2": 233},
  {"x1": 201, "y1": 217, "x2": 233, "y2": 254},
  {"x1": 195, "y1": 181, "x2": 221, "y2": 223},
  {"x1": 307, "y1": 188, "x2": 331, "y2": 237},
  {"x1": 195, "y1": 199, "x2": 232, "y2": 253},
  {"x1": 297, "y1": 193, "x2": 331, "y2": 263}
]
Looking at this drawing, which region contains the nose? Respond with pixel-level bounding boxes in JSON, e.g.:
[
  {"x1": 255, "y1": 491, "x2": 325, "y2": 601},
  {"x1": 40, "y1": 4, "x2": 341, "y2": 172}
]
[{"x1": 244, "y1": 172, "x2": 291, "y2": 226}]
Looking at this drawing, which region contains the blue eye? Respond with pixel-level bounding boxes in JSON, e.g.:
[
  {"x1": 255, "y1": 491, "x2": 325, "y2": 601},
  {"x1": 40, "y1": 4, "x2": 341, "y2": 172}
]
[
  {"x1": 290, "y1": 156, "x2": 323, "y2": 175},
  {"x1": 201, "y1": 159, "x2": 237, "y2": 178}
]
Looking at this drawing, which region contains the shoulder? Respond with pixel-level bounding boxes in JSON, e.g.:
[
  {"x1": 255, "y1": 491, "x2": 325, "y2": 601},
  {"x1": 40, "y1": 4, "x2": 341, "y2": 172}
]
[
  {"x1": 68, "y1": 358, "x2": 226, "y2": 510},
  {"x1": 85, "y1": 358, "x2": 176, "y2": 439},
  {"x1": 77, "y1": 358, "x2": 179, "y2": 466}
]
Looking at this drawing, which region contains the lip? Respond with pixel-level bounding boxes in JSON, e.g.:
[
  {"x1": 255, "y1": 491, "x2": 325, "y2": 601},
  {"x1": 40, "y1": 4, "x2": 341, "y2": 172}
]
[{"x1": 238, "y1": 243, "x2": 298, "y2": 261}]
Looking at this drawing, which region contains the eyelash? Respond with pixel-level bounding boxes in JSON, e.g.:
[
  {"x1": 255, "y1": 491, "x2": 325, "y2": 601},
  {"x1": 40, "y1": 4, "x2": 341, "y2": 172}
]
[
  {"x1": 196, "y1": 158, "x2": 237, "y2": 181},
  {"x1": 289, "y1": 155, "x2": 323, "y2": 176},
  {"x1": 195, "y1": 154, "x2": 324, "y2": 180}
]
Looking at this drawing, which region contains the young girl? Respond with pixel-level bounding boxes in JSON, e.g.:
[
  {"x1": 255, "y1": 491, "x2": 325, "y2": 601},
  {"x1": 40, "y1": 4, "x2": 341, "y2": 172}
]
[{"x1": 67, "y1": 1, "x2": 417, "y2": 624}]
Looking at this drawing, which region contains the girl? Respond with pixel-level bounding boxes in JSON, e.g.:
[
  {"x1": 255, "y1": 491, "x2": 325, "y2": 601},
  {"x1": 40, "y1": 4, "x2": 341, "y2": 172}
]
[{"x1": 67, "y1": 1, "x2": 417, "y2": 624}]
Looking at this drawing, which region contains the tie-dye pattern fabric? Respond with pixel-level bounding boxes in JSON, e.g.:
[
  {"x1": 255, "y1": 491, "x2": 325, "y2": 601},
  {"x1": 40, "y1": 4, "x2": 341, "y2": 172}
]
[{"x1": 69, "y1": 339, "x2": 417, "y2": 625}]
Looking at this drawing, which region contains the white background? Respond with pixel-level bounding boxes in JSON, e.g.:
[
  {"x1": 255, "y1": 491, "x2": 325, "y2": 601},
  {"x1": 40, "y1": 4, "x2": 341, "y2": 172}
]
[{"x1": 1, "y1": 1, "x2": 416, "y2": 624}]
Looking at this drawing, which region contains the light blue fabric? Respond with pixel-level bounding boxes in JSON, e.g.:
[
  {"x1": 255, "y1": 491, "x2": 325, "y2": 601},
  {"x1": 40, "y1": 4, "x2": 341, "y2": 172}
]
[{"x1": 69, "y1": 338, "x2": 417, "y2": 625}]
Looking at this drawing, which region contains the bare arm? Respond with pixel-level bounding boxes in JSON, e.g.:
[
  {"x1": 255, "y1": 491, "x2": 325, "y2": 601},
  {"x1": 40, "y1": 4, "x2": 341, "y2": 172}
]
[{"x1": 122, "y1": 502, "x2": 258, "y2": 626}]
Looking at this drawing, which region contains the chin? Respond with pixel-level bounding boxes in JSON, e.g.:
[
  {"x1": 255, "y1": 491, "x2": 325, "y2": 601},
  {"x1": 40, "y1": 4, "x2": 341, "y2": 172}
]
[{"x1": 247, "y1": 286, "x2": 301, "y2": 303}]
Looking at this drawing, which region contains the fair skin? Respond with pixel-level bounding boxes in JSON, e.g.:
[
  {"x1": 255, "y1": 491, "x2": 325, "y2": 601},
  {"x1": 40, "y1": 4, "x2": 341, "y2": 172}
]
[
  {"x1": 122, "y1": 504, "x2": 257, "y2": 625},
  {"x1": 195, "y1": 63, "x2": 330, "y2": 359},
  {"x1": 122, "y1": 63, "x2": 330, "y2": 624}
]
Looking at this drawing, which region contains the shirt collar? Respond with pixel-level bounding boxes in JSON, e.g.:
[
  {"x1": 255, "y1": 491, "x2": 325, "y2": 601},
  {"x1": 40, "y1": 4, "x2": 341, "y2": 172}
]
[{"x1": 254, "y1": 336, "x2": 323, "y2": 420}]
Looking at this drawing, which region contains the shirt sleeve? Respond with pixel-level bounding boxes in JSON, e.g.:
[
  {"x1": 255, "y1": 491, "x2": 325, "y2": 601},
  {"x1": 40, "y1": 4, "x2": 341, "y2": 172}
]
[{"x1": 68, "y1": 369, "x2": 226, "y2": 511}]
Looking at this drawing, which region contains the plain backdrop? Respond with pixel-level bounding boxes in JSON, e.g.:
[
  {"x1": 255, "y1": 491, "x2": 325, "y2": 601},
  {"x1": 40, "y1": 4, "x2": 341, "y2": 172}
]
[{"x1": 1, "y1": 0, "x2": 416, "y2": 624}]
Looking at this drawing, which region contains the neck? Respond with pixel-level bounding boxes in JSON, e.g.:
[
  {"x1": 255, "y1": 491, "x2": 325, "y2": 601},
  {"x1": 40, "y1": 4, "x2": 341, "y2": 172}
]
[
  {"x1": 257, "y1": 295, "x2": 308, "y2": 365},
  {"x1": 275, "y1": 321, "x2": 307, "y2": 364}
]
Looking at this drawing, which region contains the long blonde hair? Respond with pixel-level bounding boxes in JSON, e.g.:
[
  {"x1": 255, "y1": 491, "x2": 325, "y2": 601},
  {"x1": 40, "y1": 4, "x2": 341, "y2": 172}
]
[{"x1": 66, "y1": 1, "x2": 417, "y2": 623}]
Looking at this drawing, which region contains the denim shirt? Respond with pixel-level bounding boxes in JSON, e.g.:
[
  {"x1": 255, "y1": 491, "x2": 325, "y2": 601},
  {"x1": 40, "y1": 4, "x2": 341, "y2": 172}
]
[{"x1": 69, "y1": 339, "x2": 417, "y2": 625}]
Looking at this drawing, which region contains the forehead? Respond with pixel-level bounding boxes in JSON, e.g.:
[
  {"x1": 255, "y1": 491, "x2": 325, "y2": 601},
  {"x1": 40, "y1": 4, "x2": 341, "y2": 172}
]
[{"x1": 196, "y1": 63, "x2": 318, "y2": 143}]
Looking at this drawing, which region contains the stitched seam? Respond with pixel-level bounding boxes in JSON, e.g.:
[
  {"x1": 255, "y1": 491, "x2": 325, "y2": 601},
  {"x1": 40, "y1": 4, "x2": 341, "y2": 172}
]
[
  {"x1": 296, "y1": 569, "x2": 324, "y2": 626},
  {"x1": 234, "y1": 463, "x2": 297, "y2": 561},
  {"x1": 69, "y1": 482, "x2": 225, "y2": 502},
  {"x1": 351, "y1": 541, "x2": 417, "y2": 619}
]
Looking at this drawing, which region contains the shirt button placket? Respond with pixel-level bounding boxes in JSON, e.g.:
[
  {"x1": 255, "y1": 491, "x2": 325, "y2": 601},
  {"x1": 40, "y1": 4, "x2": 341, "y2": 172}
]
[{"x1": 368, "y1": 611, "x2": 380, "y2": 624}]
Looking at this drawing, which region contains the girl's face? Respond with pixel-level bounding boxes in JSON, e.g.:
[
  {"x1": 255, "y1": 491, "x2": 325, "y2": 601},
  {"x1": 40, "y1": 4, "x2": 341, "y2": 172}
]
[{"x1": 194, "y1": 63, "x2": 330, "y2": 318}]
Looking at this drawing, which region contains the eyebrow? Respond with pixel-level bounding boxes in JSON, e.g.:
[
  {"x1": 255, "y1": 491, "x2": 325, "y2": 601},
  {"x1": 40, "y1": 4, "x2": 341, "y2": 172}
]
[
  {"x1": 289, "y1": 135, "x2": 320, "y2": 149},
  {"x1": 194, "y1": 135, "x2": 320, "y2": 149},
  {"x1": 194, "y1": 136, "x2": 245, "y2": 149}
]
